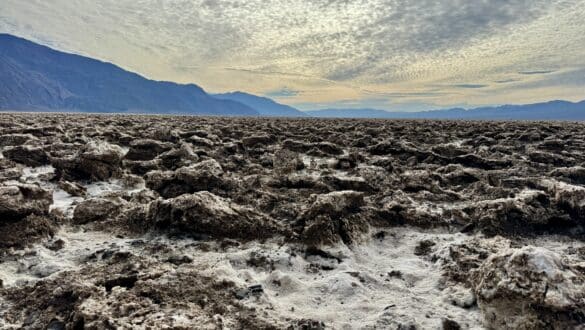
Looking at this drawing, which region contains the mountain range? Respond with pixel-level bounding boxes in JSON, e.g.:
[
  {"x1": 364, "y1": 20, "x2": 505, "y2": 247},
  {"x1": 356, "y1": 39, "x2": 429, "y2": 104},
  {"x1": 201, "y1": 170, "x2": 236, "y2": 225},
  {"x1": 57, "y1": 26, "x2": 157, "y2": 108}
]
[
  {"x1": 305, "y1": 100, "x2": 585, "y2": 120},
  {"x1": 0, "y1": 33, "x2": 259, "y2": 116},
  {"x1": 1, "y1": 33, "x2": 584, "y2": 120}
]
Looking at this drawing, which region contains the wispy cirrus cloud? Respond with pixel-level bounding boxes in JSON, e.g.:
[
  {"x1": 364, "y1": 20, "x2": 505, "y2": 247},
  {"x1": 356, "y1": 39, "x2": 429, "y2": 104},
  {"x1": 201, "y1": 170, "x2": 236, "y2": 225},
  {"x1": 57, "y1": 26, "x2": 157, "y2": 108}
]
[
  {"x1": 265, "y1": 87, "x2": 300, "y2": 98},
  {"x1": 452, "y1": 84, "x2": 489, "y2": 89},
  {"x1": 518, "y1": 70, "x2": 557, "y2": 75}
]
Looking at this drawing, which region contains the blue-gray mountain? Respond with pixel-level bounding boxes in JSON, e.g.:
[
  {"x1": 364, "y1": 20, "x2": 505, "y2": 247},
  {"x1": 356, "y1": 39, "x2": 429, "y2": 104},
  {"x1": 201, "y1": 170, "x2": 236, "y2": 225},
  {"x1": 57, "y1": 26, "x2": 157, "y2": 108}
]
[
  {"x1": 0, "y1": 34, "x2": 258, "y2": 115},
  {"x1": 213, "y1": 92, "x2": 307, "y2": 117},
  {"x1": 306, "y1": 100, "x2": 585, "y2": 120}
]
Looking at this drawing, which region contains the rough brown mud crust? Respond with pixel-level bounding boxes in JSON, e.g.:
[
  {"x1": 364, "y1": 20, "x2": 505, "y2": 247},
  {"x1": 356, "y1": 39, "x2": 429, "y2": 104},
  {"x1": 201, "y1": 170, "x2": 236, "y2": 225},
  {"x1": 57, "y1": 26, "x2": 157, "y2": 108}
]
[
  {"x1": 1, "y1": 252, "x2": 284, "y2": 329},
  {"x1": 1, "y1": 113, "x2": 585, "y2": 328}
]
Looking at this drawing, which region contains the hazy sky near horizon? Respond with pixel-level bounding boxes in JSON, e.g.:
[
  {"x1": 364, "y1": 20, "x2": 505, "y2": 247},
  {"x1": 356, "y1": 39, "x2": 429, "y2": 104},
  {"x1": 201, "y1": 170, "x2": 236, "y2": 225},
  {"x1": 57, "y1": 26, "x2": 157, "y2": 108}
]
[{"x1": 1, "y1": 0, "x2": 584, "y2": 111}]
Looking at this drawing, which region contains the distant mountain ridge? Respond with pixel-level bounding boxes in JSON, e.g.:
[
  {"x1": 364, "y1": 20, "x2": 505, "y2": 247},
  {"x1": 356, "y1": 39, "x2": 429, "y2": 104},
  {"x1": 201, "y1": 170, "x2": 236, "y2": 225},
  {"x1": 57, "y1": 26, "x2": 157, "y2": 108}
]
[
  {"x1": 0, "y1": 33, "x2": 258, "y2": 115},
  {"x1": 306, "y1": 100, "x2": 585, "y2": 120},
  {"x1": 213, "y1": 91, "x2": 307, "y2": 117}
]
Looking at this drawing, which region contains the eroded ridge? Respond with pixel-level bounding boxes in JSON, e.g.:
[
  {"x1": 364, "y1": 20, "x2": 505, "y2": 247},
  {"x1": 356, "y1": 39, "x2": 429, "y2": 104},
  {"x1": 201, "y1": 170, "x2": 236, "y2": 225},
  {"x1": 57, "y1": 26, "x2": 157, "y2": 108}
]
[{"x1": 1, "y1": 114, "x2": 584, "y2": 329}]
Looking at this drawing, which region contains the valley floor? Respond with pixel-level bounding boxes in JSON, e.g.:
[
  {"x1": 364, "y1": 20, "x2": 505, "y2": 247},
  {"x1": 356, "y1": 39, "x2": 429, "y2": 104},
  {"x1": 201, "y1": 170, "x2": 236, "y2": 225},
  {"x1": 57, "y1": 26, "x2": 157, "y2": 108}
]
[{"x1": 1, "y1": 114, "x2": 584, "y2": 329}]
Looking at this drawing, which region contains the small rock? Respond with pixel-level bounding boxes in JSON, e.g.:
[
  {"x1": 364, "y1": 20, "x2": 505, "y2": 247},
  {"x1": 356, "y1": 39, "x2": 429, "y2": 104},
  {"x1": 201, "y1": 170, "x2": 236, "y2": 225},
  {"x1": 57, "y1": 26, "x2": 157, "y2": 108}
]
[
  {"x1": 235, "y1": 284, "x2": 263, "y2": 300},
  {"x1": 45, "y1": 238, "x2": 65, "y2": 251},
  {"x1": 315, "y1": 142, "x2": 343, "y2": 155},
  {"x1": 414, "y1": 240, "x2": 436, "y2": 256},
  {"x1": 0, "y1": 214, "x2": 56, "y2": 249},
  {"x1": 442, "y1": 319, "x2": 461, "y2": 330},
  {"x1": 47, "y1": 319, "x2": 66, "y2": 330},
  {"x1": 125, "y1": 139, "x2": 173, "y2": 160},
  {"x1": 58, "y1": 180, "x2": 87, "y2": 197},
  {"x1": 388, "y1": 270, "x2": 403, "y2": 279},
  {"x1": 72, "y1": 198, "x2": 125, "y2": 224},
  {"x1": 242, "y1": 134, "x2": 274, "y2": 148},
  {"x1": 273, "y1": 149, "x2": 305, "y2": 173},
  {"x1": 167, "y1": 255, "x2": 193, "y2": 265},
  {"x1": 290, "y1": 319, "x2": 326, "y2": 330},
  {"x1": 235, "y1": 289, "x2": 249, "y2": 300},
  {"x1": 248, "y1": 284, "x2": 263, "y2": 294}
]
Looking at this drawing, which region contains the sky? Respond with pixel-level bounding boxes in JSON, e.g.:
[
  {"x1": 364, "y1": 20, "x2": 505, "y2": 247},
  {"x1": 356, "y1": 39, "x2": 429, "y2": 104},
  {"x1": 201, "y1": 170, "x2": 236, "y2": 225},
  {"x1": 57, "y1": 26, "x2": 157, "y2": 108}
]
[{"x1": 1, "y1": 0, "x2": 584, "y2": 111}]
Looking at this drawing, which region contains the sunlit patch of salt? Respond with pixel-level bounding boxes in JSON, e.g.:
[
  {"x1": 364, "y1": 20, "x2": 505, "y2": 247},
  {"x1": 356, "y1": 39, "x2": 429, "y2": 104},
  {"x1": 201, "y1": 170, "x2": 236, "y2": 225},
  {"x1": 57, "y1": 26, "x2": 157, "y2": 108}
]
[
  {"x1": 0, "y1": 297, "x2": 16, "y2": 330},
  {"x1": 0, "y1": 227, "x2": 136, "y2": 288},
  {"x1": 399, "y1": 188, "x2": 543, "y2": 218},
  {"x1": 184, "y1": 228, "x2": 483, "y2": 329},
  {"x1": 192, "y1": 229, "x2": 584, "y2": 329},
  {"x1": 20, "y1": 165, "x2": 55, "y2": 183},
  {"x1": 50, "y1": 179, "x2": 145, "y2": 216},
  {"x1": 85, "y1": 179, "x2": 143, "y2": 196},
  {"x1": 301, "y1": 150, "x2": 349, "y2": 170},
  {"x1": 301, "y1": 155, "x2": 335, "y2": 170},
  {"x1": 49, "y1": 188, "x2": 84, "y2": 216},
  {"x1": 448, "y1": 139, "x2": 468, "y2": 148}
]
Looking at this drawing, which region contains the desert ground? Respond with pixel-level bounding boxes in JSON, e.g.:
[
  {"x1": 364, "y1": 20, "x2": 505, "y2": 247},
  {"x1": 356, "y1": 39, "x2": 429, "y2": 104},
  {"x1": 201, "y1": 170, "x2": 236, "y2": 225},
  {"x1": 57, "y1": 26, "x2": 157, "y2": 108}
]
[{"x1": 0, "y1": 113, "x2": 584, "y2": 329}]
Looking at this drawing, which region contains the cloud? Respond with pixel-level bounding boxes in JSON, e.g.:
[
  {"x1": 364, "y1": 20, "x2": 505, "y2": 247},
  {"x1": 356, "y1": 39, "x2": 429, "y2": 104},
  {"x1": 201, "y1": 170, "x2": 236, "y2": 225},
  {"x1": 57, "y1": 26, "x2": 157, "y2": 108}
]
[
  {"x1": 265, "y1": 87, "x2": 300, "y2": 98},
  {"x1": 1, "y1": 0, "x2": 584, "y2": 109},
  {"x1": 518, "y1": 70, "x2": 557, "y2": 75},
  {"x1": 495, "y1": 79, "x2": 519, "y2": 84},
  {"x1": 511, "y1": 68, "x2": 585, "y2": 89},
  {"x1": 452, "y1": 84, "x2": 488, "y2": 89}
]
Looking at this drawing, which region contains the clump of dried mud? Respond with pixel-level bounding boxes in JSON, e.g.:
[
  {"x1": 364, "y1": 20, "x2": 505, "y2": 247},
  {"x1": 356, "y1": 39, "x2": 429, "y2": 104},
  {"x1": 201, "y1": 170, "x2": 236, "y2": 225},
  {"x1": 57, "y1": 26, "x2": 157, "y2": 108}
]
[{"x1": 1, "y1": 114, "x2": 584, "y2": 329}]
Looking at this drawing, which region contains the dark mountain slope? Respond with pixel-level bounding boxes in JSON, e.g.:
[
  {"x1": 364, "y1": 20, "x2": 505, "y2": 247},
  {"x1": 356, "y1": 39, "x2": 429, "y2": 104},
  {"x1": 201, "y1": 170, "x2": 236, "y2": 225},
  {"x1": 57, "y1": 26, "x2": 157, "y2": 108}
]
[{"x1": 0, "y1": 34, "x2": 258, "y2": 115}]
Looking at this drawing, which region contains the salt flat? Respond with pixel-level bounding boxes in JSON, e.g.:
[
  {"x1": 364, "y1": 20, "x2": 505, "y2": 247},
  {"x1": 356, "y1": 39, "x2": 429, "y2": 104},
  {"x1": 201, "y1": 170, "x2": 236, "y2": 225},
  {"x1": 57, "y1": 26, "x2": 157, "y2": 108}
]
[{"x1": 1, "y1": 114, "x2": 584, "y2": 329}]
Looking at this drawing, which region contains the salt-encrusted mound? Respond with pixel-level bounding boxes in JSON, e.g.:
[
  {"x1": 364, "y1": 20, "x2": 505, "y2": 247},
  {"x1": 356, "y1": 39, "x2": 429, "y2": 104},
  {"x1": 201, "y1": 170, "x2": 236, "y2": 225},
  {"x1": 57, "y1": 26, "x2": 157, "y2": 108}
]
[
  {"x1": 78, "y1": 141, "x2": 126, "y2": 181},
  {"x1": 0, "y1": 214, "x2": 56, "y2": 250},
  {"x1": 156, "y1": 143, "x2": 199, "y2": 170},
  {"x1": 125, "y1": 139, "x2": 173, "y2": 161},
  {"x1": 470, "y1": 190, "x2": 560, "y2": 236},
  {"x1": 299, "y1": 190, "x2": 368, "y2": 245},
  {"x1": 145, "y1": 159, "x2": 229, "y2": 198},
  {"x1": 72, "y1": 197, "x2": 126, "y2": 225},
  {"x1": 0, "y1": 183, "x2": 52, "y2": 221},
  {"x1": 0, "y1": 134, "x2": 37, "y2": 147},
  {"x1": 51, "y1": 140, "x2": 126, "y2": 181},
  {"x1": 148, "y1": 191, "x2": 286, "y2": 240},
  {"x1": 3, "y1": 145, "x2": 48, "y2": 167},
  {"x1": 472, "y1": 246, "x2": 585, "y2": 329},
  {"x1": 0, "y1": 183, "x2": 55, "y2": 249}
]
